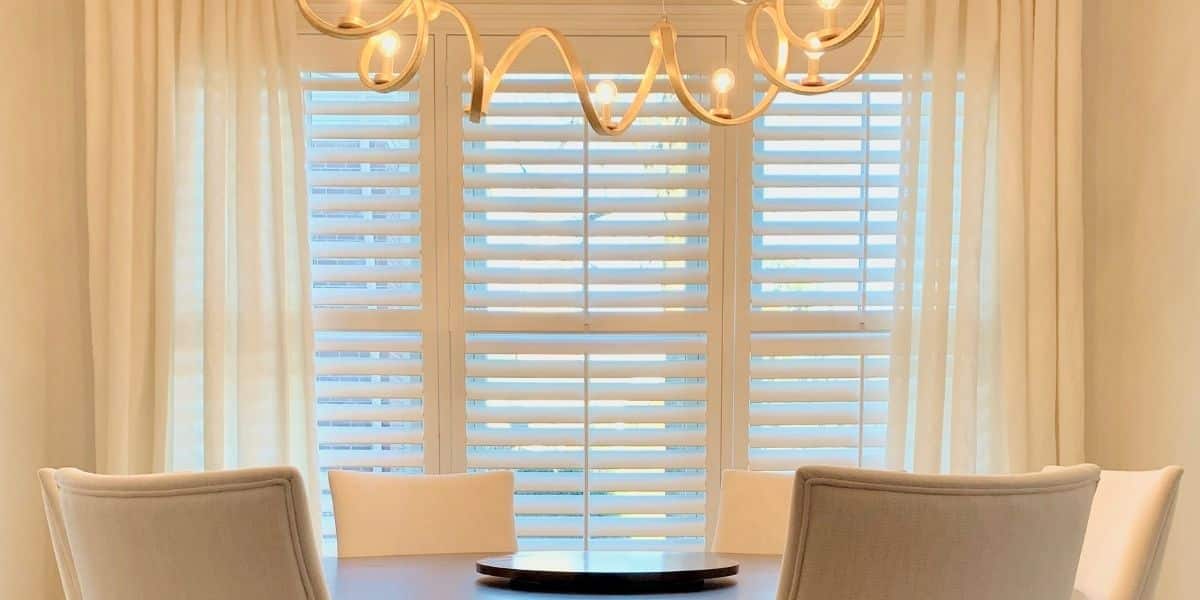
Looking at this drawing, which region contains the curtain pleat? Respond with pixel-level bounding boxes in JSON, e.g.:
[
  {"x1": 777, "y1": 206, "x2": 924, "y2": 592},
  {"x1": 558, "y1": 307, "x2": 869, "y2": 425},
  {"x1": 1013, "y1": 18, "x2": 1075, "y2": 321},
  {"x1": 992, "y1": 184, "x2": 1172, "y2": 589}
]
[
  {"x1": 888, "y1": 0, "x2": 1085, "y2": 474},
  {"x1": 84, "y1": 0, "x2": 317, "y2": 512}
]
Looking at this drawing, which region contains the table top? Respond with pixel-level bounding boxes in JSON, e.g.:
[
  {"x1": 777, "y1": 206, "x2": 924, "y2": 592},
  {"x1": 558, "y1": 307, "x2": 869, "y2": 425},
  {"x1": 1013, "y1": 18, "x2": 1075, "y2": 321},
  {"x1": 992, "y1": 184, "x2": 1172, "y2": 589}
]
[{"x1": 323, "y1": 553, "x2": 782, "y2": 599}]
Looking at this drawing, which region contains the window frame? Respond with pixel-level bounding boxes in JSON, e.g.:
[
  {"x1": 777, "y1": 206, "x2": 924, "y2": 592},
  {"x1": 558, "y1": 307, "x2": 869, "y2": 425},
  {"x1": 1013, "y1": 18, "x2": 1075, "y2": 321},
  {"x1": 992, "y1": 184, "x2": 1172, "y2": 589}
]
[{"x1": 295, "y1": 0, "x2": 907, "y2": 551}]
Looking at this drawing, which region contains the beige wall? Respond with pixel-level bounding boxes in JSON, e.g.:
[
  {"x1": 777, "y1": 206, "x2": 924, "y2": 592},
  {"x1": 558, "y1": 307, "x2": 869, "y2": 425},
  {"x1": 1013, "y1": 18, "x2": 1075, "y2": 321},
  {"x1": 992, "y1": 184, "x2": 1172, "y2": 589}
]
[
  {"x1": 0, "y1": 3, "x2": 92, "y2": 600},
  {"x1": 1083, "y1": 2, "x2": 1200, "y2": 599}
]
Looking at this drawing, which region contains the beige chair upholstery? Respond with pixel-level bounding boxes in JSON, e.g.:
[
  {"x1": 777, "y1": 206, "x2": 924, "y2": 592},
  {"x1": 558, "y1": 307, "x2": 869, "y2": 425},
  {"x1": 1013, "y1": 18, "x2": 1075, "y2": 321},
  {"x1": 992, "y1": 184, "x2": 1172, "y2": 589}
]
[
  {"x1": 329, "y1": 469, "x2": 517, "y2": 558},
  {"x1": 38, "y1": 469, "x2": 80, "y2": 600},
  {"x1": 42, "y1": 467, "x2": 329, "y2": 600},
  {"x1": 710, "y1": 469, "x2": 794, "y2": 554},
  {"x1": 776, "y1": 464, "x2": 1101, "y2": 600},
  {"x1": 1049, "y1": 466, "x2": 1184, "y2": 600}
]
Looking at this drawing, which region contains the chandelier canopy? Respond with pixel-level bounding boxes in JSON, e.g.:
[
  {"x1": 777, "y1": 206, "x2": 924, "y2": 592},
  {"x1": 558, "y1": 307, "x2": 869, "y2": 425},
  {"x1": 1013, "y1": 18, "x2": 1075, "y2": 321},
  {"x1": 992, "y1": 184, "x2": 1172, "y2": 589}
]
[{"x1": 296, "y1": 0, "x2": 885, "y2": 136}]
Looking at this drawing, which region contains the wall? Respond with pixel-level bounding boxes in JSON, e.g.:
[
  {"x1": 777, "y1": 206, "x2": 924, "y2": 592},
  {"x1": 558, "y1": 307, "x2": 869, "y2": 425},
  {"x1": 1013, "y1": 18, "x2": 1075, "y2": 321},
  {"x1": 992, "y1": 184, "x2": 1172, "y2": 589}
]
[
  {"x1": 0, "y1": 2, "x2": 92, "y2": 600},
  {"x1": 1083, "y1": 2, "x2": 1200, "y2": 599}
]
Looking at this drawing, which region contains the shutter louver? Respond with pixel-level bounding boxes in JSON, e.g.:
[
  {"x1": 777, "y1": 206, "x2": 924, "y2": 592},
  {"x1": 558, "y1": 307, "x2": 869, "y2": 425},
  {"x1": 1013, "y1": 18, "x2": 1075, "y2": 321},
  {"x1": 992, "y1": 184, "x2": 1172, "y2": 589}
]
[
  {"x1": 308, "y1": 75, "x2": 424, "y2": 322},
  {"x1": 304, "y1": 72, "x2": 428, "y2": 554},
  {"x1": 748, "y1": 73, "x2": 900, "y2": 471},
  {"x1": 462, "y1": 77, "x2": 713, "y2": 328},
  {"x1": 465, "y1": 333, "x2": 708, "y2": 551}
]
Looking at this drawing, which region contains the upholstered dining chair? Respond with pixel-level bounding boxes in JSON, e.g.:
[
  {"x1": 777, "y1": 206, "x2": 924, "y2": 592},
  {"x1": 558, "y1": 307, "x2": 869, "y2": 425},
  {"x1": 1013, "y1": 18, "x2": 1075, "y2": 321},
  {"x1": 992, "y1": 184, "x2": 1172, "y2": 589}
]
[
  {"x1": 38, "y1": 469, "x2": 79, "y2": 600},
  {"x1": 1047, "y1": 466, "x2": 1184, "y2": 600},
  {"x1": 38, "y1": 466, "x2": 329, "y2": 600},
  {"x1": 710, "y1": 469, "x2": 794, "y2": 554},
  {"x1": 776, "y1": 464, "x2": 1101, "y2": 600},
  {"x1": 329, "y1": 469, "x2": 518, "y2": 557}
]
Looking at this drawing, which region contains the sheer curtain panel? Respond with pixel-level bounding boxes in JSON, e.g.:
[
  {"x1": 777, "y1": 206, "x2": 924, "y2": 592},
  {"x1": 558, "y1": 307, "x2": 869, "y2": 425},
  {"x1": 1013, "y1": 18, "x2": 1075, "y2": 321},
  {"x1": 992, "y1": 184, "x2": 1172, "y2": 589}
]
[
  {"x1": 84, "y1": 0, "x2": 316, "y2": 489},
  {"x1": 888, "y1": 0, "x2": 1085, "y2": 474}
]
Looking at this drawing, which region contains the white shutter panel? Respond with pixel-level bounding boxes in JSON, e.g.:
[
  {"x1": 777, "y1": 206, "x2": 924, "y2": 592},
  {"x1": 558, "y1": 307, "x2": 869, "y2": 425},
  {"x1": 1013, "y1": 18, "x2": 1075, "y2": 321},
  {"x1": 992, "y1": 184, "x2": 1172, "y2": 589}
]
[
  {"x1": 302, "y1": 34, "x2": 435, "y2": 553},
  {"x1": 465, "y1": 333, "x2": 708, "y2": 551},
  {"x1": 463, "y1": 75, "x2": 587, "y2": 317},
  {"x1": 453, "y1": 36, "x2": 721, "y2": 551},
  {"x1": 462, "y1": 78, "x2": 712, "y2": 323},
  {"x1": 748, "y1": 73, "x2": 901, "y2": 471}
]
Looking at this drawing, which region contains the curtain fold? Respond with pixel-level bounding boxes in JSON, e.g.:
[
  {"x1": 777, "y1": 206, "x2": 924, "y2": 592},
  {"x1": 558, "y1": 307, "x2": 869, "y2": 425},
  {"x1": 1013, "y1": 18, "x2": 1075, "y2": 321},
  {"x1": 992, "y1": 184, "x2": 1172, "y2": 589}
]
[
  {"x1": 888, "y1": 0, "x2": 1084, "y2": 474},
  {"x1": 84, "y1": 0, "x2": 317, "y2": 490}
]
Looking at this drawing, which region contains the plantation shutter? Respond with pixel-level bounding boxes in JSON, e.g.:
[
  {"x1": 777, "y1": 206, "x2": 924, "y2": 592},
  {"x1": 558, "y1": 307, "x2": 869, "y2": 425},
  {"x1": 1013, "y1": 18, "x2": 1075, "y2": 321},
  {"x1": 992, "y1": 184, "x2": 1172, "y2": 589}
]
[
  {"x1": 450, "y1": 36, "x2": 724, "y2": 551},
  {"x1": 746, "y1": 52, "x2": 901, "y2": 471},
  {"x1": 299, "y1": 37, "x2": 438, "y2": 554}
]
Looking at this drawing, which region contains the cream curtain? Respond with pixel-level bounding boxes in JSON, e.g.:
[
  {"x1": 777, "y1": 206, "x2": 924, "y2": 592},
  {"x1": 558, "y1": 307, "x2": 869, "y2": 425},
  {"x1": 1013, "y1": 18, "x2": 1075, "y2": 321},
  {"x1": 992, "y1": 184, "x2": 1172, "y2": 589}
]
[
  {"x1": 84, "y1": 0, "x2": 316, "y2": 484},
  {"x1": 888, "y1": 0, "x2": 1085, "y2": 474}
]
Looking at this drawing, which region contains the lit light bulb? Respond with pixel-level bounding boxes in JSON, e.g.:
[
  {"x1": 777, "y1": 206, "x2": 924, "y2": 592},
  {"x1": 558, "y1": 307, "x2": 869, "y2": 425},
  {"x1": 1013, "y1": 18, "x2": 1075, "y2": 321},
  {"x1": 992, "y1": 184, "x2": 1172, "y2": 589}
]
[
  {"x1": 374, "y1": 32, "x2": 400, "y2": 84},
  {"x1": 803, "y1": 34, "x2": 825, "y2": 86},
  {"x1": 594, "y1": 80, "x2": 618, "y2": 124},
  {"x1": 804, "y1": 34, "x2": 825, "y2": 59},
  {"x1": 712, "y1": 68, "x2": 736, "y2": 94},
  {"x1": 377, "y1": 32, "x2": 400, "y2": 58},
  {"x1": 710, "y1": 68, "x2": 735, "y2": 119},
  {"x1": 594, "y1": 80, "x2": 619, "y2": 105},
  {"x1": 817, "y1": 0, "x2": 842, "y2": 9}
]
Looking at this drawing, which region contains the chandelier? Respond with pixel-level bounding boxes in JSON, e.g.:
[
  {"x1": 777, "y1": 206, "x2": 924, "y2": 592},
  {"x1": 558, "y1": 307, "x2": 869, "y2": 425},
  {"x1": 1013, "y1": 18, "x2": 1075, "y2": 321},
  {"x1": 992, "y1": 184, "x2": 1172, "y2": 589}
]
[{"x1": 296, "y1": 0, "x2": 885, "y2": 136}]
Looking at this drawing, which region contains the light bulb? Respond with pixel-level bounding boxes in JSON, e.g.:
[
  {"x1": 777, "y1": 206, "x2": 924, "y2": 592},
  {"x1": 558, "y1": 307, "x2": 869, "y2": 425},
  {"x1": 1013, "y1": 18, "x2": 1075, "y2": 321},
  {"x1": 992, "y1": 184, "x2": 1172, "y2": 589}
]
[
  {"x1": 712, "y1": 68, "x2": 736, "y2": 94},
  {"x1": 373, "y1": 32, "x2": 400, "y2": 85},
  {"x1": 817, "y1": 0, "x2": 842, "y2": 9},
  {"x1": 804, "y1": 34, "x2": 825, "y2": 59},
  {"x1": 377, "y1": 32, "x2": 400, "y2": 58},
  {"x1": 594, "y1": 80, "x2": 619, "y2": 105}
]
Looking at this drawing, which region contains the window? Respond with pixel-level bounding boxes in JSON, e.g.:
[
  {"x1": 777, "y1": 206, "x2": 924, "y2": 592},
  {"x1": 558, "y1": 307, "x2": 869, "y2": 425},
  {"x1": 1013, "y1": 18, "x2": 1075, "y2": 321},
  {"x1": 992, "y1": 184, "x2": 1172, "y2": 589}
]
[
  {"x1": 301, "y1": 37, "x2": 437, "y2": 554},
  {"x1": 745, "y1": 74, "x2": 901, "y2": 471},
  {"x1": 450, "y1": 37, "x2": 722, "y2": 551},
  {"x1": 298, "y1": 20, "x2": 901, "y2": 554}
]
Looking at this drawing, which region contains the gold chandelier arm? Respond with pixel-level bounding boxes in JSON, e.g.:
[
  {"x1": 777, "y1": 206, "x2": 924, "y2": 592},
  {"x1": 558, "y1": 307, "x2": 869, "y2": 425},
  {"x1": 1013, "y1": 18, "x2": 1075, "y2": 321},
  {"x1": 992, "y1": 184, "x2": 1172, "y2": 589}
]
[
  {"x1": 439, "y1": 2, "x2": 487, "y2": 122},
  {"x1": 431, "y1": 0, "x2": 662, "y2": 133},
  {"x1": 477, "y1": 27, "x2": 649, "y2": 136},
  {"x1": 296, "y1": 0, "x2": 416, "y2": 40},
  {"x1": 355, "y1": 0, "x2": 430, "y2": 92},
  {"x1": 774, "y1": 0, "x2": 883, "y2": 53},
  {"x1": 748, "y1": 2, "x2": 884, "y2": 95},
  {"x1": 657, "y1": 16, "x2": 787, "y2": 127}
]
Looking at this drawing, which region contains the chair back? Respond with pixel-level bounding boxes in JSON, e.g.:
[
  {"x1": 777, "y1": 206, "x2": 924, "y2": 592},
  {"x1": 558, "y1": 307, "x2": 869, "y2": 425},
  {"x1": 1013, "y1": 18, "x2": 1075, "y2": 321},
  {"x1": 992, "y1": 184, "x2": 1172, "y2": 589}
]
[
  {"x1": 711, "y1": 469, "x2": 794, "y2": 554},
  {"x1": 776, "y1": 465, "x2": 1101, "y2": 600},
  {"x1": 47, "y1": 467, "x2": 328, "y2": 600},
  {"x1": 38, "y1": 469, "x2": 80, "y2": 600},
  {"x1": 329, "y1": 469, "x2": 517, "y2": 558},
  {"x1": 1057, "y1": 466, "x2": 1184, "y2": 600}
]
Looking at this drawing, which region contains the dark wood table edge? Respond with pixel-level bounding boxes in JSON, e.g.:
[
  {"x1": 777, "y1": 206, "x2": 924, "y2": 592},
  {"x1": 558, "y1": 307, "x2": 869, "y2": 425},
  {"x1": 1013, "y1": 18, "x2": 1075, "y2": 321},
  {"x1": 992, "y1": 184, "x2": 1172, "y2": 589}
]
[{"x1": 475, "y1": 552, "x2": 740, "y2": 592}]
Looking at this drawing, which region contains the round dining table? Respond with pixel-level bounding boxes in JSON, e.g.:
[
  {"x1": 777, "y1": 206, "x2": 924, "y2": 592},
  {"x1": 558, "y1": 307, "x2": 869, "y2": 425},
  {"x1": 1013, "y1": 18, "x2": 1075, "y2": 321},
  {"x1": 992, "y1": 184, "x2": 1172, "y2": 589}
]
[{"x1": 322, "y1": 553, "x2": 783, "y2": 599}]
